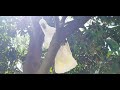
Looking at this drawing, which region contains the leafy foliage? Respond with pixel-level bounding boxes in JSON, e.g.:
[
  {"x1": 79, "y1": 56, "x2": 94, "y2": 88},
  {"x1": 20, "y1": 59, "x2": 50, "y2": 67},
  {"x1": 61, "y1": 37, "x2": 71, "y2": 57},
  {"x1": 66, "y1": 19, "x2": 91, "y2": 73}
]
[
  {"x1": 67, "y1": 16, "x2": 120, "y2": 74},
  {"x1": 0, "y1": 16, "x2": 29, "y2": 74}
]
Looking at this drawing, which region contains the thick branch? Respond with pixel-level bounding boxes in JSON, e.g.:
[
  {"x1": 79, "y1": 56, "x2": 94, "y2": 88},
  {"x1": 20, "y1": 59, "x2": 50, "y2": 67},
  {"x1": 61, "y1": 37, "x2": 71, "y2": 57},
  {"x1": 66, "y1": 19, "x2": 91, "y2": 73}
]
[
  {"x1": 37, "y1": 16, "x2": 92, "y2": 74},
  {"x1": 63, "y1": 16, "x2": 92, "y2": 38}
]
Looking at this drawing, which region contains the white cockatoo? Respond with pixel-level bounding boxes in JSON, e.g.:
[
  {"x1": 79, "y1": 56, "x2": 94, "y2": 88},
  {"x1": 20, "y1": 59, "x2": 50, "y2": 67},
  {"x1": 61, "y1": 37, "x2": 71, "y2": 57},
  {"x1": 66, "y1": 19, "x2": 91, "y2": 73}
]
[{"x1": 39, "y1": 18, "x2": 78, "y2": 74}]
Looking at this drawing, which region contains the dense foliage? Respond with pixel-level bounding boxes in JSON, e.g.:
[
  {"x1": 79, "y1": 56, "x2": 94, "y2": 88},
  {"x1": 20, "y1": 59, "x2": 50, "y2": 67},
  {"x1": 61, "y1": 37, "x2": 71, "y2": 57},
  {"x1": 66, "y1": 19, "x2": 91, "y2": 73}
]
[
  {"x1": 0, "y1": 16, "x2": 120, "y2": 74},
  {"x1": 0, "y1": 16, "x2": 29, "y2": 74},
  {"x1": 67, "y1": 16, "x2": 120, "y2": 74}
]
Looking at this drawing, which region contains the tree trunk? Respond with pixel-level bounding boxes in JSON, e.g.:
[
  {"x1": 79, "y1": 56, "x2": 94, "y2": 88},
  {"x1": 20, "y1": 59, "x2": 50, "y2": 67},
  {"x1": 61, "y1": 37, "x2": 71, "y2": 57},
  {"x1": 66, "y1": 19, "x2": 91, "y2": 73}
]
[{"x1": 23, "y1": 16, "x2": 44, "y2": 74}]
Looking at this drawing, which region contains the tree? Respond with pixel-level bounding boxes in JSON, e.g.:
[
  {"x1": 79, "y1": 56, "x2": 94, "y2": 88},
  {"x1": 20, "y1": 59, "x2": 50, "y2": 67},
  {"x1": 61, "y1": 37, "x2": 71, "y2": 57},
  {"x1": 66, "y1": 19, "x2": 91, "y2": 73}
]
[{"x1": 1, "y1": 16, "x2": 120, "y2": 74}]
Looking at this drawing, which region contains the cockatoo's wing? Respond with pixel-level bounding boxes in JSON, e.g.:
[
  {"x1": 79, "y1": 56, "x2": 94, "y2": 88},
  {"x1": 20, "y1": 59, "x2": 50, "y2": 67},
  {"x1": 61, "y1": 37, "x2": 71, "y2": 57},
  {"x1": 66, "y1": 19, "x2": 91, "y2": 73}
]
[{"x1": 39, "y1": 18, "x2": 78, "y2": 74}]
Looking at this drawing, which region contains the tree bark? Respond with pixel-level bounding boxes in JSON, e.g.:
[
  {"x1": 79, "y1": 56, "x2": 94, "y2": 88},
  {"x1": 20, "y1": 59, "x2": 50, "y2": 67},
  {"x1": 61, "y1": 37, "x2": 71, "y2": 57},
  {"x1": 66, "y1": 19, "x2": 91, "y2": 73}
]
[{"x1": 23, "y1": 16, "x2": 44, "y2": 74}]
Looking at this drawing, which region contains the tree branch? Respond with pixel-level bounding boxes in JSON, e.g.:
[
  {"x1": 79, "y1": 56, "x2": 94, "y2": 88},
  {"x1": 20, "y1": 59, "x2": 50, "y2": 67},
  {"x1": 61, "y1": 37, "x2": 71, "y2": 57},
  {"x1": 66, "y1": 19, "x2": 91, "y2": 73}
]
[{"x1": 63, "y1": 16, "x2": 92, "y2": 39}]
